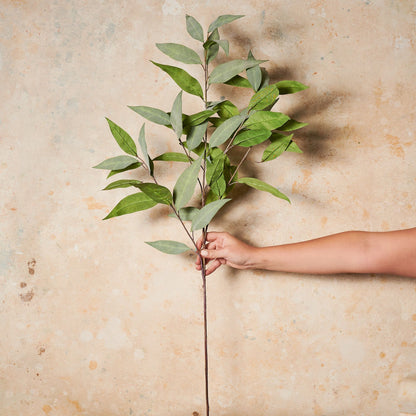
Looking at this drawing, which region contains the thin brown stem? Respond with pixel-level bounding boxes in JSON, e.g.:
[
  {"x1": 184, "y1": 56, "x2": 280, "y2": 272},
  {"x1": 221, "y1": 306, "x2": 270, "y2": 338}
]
[{"x1": 227, "y1": 147, "x2": 251, "y2": 185}]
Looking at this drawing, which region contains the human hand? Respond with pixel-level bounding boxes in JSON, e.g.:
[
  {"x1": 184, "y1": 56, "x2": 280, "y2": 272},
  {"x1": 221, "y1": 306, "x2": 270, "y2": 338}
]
[{"x1": 195, "y1": 231, "x2": 257, "y2": 276}]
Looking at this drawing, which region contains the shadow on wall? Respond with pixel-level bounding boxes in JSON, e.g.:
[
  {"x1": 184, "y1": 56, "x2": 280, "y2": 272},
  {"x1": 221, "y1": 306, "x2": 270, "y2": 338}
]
[{"x1": 219, "y1": 23, "x2": 351, "y2": 160}]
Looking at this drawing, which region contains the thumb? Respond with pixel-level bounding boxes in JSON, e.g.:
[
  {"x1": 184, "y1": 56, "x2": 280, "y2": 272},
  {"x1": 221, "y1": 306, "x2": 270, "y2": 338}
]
[{"x1": 200, "y1": 248, "x2": 225, "y2": 259}]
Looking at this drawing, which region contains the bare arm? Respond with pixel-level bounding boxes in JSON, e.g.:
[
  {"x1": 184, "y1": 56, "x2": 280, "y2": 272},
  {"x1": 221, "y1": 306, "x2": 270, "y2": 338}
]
[{"x1": 196, "y1": 228, "x2": 416, "y2": 278}]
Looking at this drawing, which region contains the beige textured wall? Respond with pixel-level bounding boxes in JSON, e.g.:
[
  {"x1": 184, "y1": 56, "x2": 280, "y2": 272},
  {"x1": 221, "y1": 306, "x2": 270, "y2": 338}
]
[{"x1": 1, "y1": 0, "x2": 416, "y2": 415}]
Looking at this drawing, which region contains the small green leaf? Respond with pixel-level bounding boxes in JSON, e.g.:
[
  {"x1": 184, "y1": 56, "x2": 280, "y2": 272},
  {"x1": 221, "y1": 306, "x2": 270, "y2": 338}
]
[
  {"x1": 233, "y1": 129, "x2": 271, "y2": 147},
  {"x1": 156, "y1": 43, "x2": 202, "y2": 65},
  {"x1": 278, "y1": 119, "x2": 308, "y2": 131},
  {"x1": 209, "y1": 114, "x2": 245, "y2": 147},
  {"x1": 187, "y1": 122, "x2": 208, "y2": 150},
  {"x1": 248, "y1": 84, "x2": 279, "y2": 111},
  {"x1": 169, "y1": 206, "x2": 200, "y2": 221},
  {"x1": 138, "y1": 124, "x2": 151, "y2": 173},
  {"x1": 209, "y1": 59, "x2": 267, "y2": 84},
  {"x1": 215, "y1": 100, "x2": 239, "y2": 119},
  {"x1": 206, "y1": 148, "x2": 226, "y2": 184},
  {"x1": 154, "y1": 152, "x2": 191, "y2": 162},
  {"x1": 276, "y1": 80, "x2": 309, "y2": 95},
  {"x1": 105, "y1": 118, "x2": 137, "y2": 156},
  {"x1": 137, "y1": 183, "x2": 172, "y2": 205},
  {"x1": 208, "y1": 14, "x2": 244, "y2": 33},
  {"x1": 259, "y1": 67, "x2": 270, "y2": 90},
  {"x1": 246, "y1": 50, "x2": 262, "y2": 91},
  {"x1": 145, "y1": 240, "x2": 191, "y2": 254},
  {"x1": 261, "y1": 134, "x2": 293, "y2": 162},
  {"x1": 185, "y1": 110, "x2": 215, "y2": 126},
  {"x1": 102, "y1": 179, "x2": 143, "y2": 190},
  {"x1": 93, "y1": 155, "x2": 139, "y2": 170},
  {"x1": 170, "y1": 91, "x2": 183, "y2": 139},
  {"x1": 107, "y1": 162, "x2": 142, "y2": 178},
  {"x1": 210, "y1": 174, "x2": 227, "y2": 197},
  {"x1": 152, "y1": 62, "x2": 204, "y2": 98},
  {"x1": 173, "y1": 157, "x2": 202, "y2": 209},
  {"x1": 237, "y1": 177, "x2": 290, "y2": 202},
  {"x1": 214, "y1": 39, "x2": 229, "y2": 55},
  {"x1": 204, "y1": 29, "x2": 220, "y2": 64},
  {"x1": 287, "y1": 140, "x2": 302, "y2": 153},
  {"x1": 103, "y1": 193, "x2": 157, "y2": 219},
  {"x1": 128, "y1": 106, "x2": 170, "y2": 126},
  {"x1": 186, "y1": 14, "x2": 204, "y2": 41},
  {"x1": 191, "y1": 199, "x2": 231, "y2": 231},
  {"x1": 244, "y1": 111, "x2": 289, "y2": 130},
  {"x1": 224, "y1": 75, "x2": 252, "y2": 88}
]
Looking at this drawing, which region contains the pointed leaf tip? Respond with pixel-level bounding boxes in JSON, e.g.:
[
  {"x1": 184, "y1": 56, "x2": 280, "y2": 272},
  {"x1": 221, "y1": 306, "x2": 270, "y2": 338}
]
[{"x1": 208, "y1": 15, "x2": 245, "y2": 33}]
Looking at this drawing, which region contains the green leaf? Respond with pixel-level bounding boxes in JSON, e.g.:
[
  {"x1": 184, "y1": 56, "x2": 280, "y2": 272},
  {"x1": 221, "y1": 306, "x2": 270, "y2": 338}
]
[
  {"x1": 244, "y1": 111, "x2": 290, "y2": 130},
  {"x1": 154, "y1": 152, "x2": 191, "y2": 162},
  {"x1": 214, "y1": 39, "x2": 229, "y2": 55},
  {"x1": 186, "y1": 14, "x2": 204, "y2": 42},
  {"x1": 209, "y1": 114, "x2": 245, "y2": 147},
  {"x1": 210, "y1": 174, "x2": 227, "y2": 197},
  {"x1": 259, "y1": 67, "x2": 270, "y2": 90},
  {"x1": 261, "y1": 133, "x2": 293, "y2": 162},
  {"x1": 204, "y1": 29, "x2": 220, "y2": 64},
  {"x1": 93, "y1": 155, "x2": 139, "y2": 170},
  {"x1": 185, "y1": 110, "x2": 215, "y2": 126},
  {"x1": 156, "y1": 43, "x2": 202, "y2": 65},
  {"x1": 248, "y1": 84, "x2": 279, "y2": 111},
  {"x1": 208, "y1": 14, "x2": 244, "y2": 33},
  {"x1": 209, "y1": 59, "x2": 267, "y2": 84},
  {"x1": 278, "y1": 119, "x2": 308, "y2": 131},
  {"x1": 169, "y1": 206, "x2": 200, "y2": 221},
  {"x1": 137, "y1": 183, "x2": 172, "y2": 205},
  {"x1": 215, "y1": 100, "x2": 239, "y2": 119},
  {"x1": 206, "y1": 148, "x2": 226, "y2": 184},
  {"x1": 224, "y1": 75, "x2": 252, "y2": 88},
  {"x1": 233, "y1": 129, "x2": 271, "y2": 147},
  {"x1": 128, "y1": 106, "x2": 170, "y2": 126},
  {"x1": 103, "y1": 193, "x2": 157, "y2": 219},
  {"x1": 237, "y1": 177, "x2": 290, "y2": 202},
  {"x1": 107, "y1": 162, "x2": 142, "y2": 178},
  {"x1": 173, "y1": 157, "x2": 202, "y2": 209},
  {"x1": 287, "y1": 140, "x2": 302, "y2": 153},
  {"x1": 152, "y1": 62, "x2": 204, "y2": 98},
  {"x1": 191, "y1": 199, "x2": 231, "y2": 231},
  {"x1": 187, "y1": 122, "x2": 208, "y2": 150},
  {"x1": 145, "y1": 240, "x2": 191, "y2": 254},
  {"x1": 105, "y1": 118, "x2": 137, "y2": 156},
  {"x1": 138, "y1": 124, "x2": 151, "y2": 173},
  {"x1": 205, "y1": 189, "x2": 220, "y2": 204},
  {"x1": 102, "y1": 179, "x2": 143, "y2": 190},
  {"x1": 170, "y1": 91, "x2": 183, "y2": 138},
  {"x1": 246, "y1": 50, "x2": 262, "y2": 91},
  {"x1": 276, "y1": 80, "x2": 309, "y2": 95}
]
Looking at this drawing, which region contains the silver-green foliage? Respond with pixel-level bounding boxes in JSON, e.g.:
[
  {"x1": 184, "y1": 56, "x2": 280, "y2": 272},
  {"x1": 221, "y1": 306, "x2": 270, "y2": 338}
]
[{"x1": 95, "y1": 14, "x2": 309, "y2": 255}]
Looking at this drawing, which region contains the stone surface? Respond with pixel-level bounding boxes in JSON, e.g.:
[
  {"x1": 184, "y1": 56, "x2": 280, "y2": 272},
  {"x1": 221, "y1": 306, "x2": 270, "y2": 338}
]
[{"x1": 1, "y1": 1, "x2": 415, "y2": 415}]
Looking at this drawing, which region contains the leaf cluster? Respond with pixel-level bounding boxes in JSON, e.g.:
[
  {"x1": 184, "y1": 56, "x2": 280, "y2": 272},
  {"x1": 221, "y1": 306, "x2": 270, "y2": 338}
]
[{"x1": 94, "y1": 14, "x2": 309, "y2": 255}]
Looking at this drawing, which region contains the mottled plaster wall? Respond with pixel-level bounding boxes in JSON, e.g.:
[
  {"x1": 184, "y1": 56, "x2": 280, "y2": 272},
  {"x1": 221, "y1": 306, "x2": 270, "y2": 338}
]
[{"x1": 1, "y1": 1, "x2": 416, "y2": 415}]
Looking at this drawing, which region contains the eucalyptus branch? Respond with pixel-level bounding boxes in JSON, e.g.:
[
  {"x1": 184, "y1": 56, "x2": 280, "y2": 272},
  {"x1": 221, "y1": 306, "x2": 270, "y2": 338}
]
[{"x1": 96, "y1": 14, "x2": 309, "y2": 416}]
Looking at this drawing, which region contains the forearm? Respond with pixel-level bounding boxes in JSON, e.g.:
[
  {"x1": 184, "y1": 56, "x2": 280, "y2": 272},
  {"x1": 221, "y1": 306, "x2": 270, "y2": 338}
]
[
  {"x1": 198, "y1": 228, "x2": 416, "y2": 277},
  {"x1": 249, "y1": 230, "x2": 416, "y2": 276}
]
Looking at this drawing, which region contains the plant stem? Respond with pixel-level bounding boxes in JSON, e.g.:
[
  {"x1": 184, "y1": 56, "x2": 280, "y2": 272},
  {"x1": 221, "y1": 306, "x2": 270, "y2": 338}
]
[
  {"x1": 200, "y1": 255, "x2": 209, "y2": 416},
  {"x1": 227, "y1": 147, "x2": 251, "y2": 185},
  {"x1": 201, "y1": 47, "x2": 210, "y2": 416}
]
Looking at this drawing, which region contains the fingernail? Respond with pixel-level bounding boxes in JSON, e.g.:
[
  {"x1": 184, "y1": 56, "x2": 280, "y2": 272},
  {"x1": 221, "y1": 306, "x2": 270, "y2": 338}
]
[{"x1": 201, "y1": 250, "x2": 208, "y2": 257}]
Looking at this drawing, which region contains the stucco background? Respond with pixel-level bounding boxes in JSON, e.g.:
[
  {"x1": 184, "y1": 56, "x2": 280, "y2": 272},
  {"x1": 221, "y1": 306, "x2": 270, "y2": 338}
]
[{"x1": 1, "y1": 0, "x2": 416, "y2": 415}]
